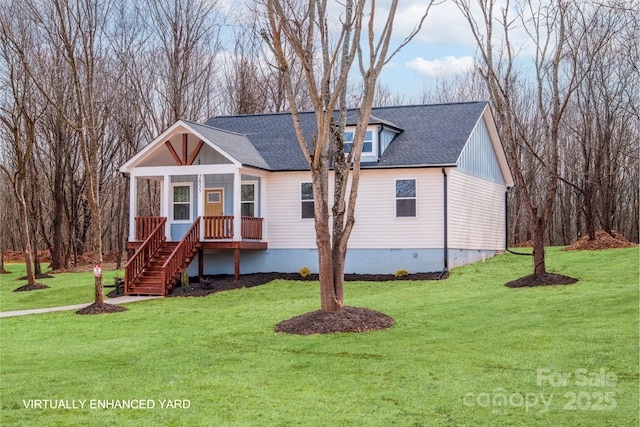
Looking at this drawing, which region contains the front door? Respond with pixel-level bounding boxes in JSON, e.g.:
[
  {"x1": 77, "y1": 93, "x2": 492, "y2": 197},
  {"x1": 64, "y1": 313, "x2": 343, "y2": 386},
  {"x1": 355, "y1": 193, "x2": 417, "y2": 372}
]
[{"x1": 205, "y1": 189, "x2": 224, "y2": 216}]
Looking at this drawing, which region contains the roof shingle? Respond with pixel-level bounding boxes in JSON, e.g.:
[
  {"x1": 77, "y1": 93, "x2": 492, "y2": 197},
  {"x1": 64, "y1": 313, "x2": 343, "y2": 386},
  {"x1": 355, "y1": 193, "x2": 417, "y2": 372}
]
[{"x1": 204, "y1": 101, "x2": 488, "y2": 170}]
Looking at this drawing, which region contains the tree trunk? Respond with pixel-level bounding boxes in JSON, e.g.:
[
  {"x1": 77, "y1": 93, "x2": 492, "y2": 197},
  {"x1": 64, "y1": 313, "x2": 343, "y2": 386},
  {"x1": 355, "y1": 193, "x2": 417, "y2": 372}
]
[
  {"x1": 51, "y1": 150, "x2": 67, "y2": 270},
  {"x1": 532, "y1": 217, "x2": 546, "y2": 275},
  {"x1": 17, "y1": 193, "x2": 36, "y2": 286},
  {"x1": 0, "y1": 250, "x2": 6, "y2": 273},
  {"x1": 313, "y1": 167, "x2": 342, "y2": 312},
  {"x1": 33, "y1": 246, "x2": 41, "y2": 276}
]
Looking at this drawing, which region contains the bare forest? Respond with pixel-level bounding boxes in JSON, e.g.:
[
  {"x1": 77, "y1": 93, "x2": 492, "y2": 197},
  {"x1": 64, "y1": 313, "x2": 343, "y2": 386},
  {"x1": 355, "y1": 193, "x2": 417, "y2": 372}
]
[{"x1": 1, "y1": 0, "x2": 638, "y2": 277}]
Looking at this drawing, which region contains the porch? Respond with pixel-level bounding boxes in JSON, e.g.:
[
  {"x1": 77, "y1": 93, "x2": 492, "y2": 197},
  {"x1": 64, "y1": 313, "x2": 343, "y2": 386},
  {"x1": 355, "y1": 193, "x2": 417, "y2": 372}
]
[
  {"x1": 128, "y1": 215, "x2": 266, "y2": 246},
  {"x1": 125, "y1": 216, "x2": 267, "y2": 296}
]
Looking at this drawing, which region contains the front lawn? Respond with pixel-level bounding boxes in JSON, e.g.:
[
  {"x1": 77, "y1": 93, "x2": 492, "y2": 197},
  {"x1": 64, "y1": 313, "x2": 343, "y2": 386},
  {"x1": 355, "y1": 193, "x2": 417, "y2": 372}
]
[
  {"x1": 0, "y1": 265, "x2": 124, "y2": 312},
  {"x1": 0, "y1": 247, "x2": 638, "y2": 426}
]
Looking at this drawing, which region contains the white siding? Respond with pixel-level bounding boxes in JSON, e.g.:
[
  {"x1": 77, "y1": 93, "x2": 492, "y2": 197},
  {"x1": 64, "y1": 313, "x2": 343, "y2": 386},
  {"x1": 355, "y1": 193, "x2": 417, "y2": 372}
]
[
  {"x1": 448, "y1": 169, "x2": 505, "y2": 250},
  {"x1": 349, "y1": 169, "x2": 444, "y2": 248},
  {"x1": 266, "y1": 171, "x2": 317, "y2": 249},
  {"x1": 266, "y1": 168, "x2": 445, "y2": 249}
]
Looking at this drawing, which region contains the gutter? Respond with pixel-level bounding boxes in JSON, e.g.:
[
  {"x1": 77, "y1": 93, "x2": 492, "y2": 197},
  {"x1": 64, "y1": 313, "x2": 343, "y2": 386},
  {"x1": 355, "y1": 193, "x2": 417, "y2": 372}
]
[{"x1": 438, "y1": 167, "x2": 448, "y2": 280}]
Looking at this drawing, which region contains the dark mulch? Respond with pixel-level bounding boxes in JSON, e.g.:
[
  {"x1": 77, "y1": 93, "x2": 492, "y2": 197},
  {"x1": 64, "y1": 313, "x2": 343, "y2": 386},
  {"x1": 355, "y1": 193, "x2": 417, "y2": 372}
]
[
  {"x1": 505, "y1": 273, "x2": 578, "y2": 288},
  {"x1": 17, "y1": 273, "x2": 55, "y2": 280},
  {"x1": 275, "y1": 306, "x2": 395, "y2": 335},
  {"x1": 76, "y1": 303, "x2": 129, "y2": 315},
  {"x1": 169, "y1": 271, "x2": 445, "y2": 297},
  {"x1": 13, "y1": 283, "x2": 50, "y2": 292}
]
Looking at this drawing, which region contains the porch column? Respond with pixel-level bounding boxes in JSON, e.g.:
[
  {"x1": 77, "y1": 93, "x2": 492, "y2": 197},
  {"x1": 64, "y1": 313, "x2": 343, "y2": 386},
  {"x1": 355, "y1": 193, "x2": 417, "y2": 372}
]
[
  {"x1": 163, "y1": 175, "x2": 171, "y2": 240},
  {"x1": 260, "y1": 176, "x2": 267, "y2": 241},
  {"x1": 128, "y1": 175, "x2": 137, "y2": 241},
  {"x1": 233, "y1": 169, "x2": 241, "y2": 241},
  {"x1": 197, "y1": 174, "x2": 204, "y2": 241}
]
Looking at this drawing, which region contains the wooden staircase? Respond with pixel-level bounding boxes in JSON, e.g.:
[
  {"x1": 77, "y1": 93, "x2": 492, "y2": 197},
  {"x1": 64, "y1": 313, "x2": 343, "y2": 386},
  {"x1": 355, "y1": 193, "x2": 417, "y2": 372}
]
[
  {"x1": 127, "y1": 242, "x2": 178, "y2": 295},
  {"x1": 125, "y1": 217, "x2": 202, "y2": 296}
]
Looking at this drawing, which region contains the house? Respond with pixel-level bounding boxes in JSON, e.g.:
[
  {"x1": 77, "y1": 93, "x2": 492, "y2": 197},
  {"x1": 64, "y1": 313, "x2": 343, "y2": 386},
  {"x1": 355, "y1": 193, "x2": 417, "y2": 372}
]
[{"x1": 119, "y1": 101, "x2": 514, "y2": 295}]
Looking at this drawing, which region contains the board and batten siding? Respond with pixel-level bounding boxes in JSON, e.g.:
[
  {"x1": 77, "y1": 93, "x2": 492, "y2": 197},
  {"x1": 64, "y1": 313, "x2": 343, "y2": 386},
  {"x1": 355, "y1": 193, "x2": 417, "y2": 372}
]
[
  {"x1": 266, "y1": 168, "x2": 444, "y2": 250},
  {"x1": 448, "y1": 169, "x2": 505, "y2": 251}
]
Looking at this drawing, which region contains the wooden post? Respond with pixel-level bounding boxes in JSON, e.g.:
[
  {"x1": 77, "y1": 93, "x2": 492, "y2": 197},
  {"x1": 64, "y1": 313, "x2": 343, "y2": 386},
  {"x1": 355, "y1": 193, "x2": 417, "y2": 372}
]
[
  {"x1": 198, "y1": 248, "x2": 204, "y2": 277},
  {"x1": 234, "y1": 247, "x2": 240, "y2": 281}
]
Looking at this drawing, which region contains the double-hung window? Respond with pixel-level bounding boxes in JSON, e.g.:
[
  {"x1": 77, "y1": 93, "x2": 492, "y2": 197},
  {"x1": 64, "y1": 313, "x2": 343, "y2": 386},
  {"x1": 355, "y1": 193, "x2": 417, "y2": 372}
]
[
  {"x1": 395, "y1": 179, "x2": 416, "y2": 217},
  {"x1": 241, "y1": 183, "x2": 256, "y2": 217},
  {"x1": 343, "y1": 130, "x2": 373, "y2": 154},
  {"x1": 301, "y1": 182, "x2": 314, "y2": 219},
  {"x1": 172, "y1": 183, "x2": 192, "y2": 221}
]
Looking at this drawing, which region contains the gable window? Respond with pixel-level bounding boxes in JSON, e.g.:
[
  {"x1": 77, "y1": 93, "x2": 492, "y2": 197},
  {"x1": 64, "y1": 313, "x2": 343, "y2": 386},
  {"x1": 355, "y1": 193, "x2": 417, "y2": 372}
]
[
  {"x1": 396, "y1": 179, "x2": 416, "y2": 218},
  {"x1": 241, "y1": 183, "x2": 256, "y2": 217},
  {"x1": 301, "y1": 182, "x2": 314, "y2": 219},
  {"x1": 343, "y1": 130, "x2": 373, "y2": 154},
  {"x1": 172, "y1": 183, "x2": 192, "y2": 221}
]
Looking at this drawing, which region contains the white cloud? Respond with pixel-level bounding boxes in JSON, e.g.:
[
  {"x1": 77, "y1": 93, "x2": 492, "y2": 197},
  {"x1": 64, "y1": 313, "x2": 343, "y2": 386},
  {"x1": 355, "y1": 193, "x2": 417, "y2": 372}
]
[
  {"x1": 393, "y1": 2, "x2": 477, "y2": 46},
  {"x1": 406, "y1": 56, "x2": 475, "y2": 78}
]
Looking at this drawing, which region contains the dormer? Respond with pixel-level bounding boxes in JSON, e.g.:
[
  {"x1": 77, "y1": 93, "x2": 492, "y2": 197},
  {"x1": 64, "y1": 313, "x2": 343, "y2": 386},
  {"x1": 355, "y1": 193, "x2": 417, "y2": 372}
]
[{"x1": 344, "y1": 113, "x2": 403, "y2": 162}]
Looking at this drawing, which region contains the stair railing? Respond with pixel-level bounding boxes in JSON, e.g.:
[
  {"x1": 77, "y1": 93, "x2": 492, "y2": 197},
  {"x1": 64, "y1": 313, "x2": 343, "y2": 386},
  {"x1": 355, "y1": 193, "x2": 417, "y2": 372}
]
[
  {"x1": 125, "y1": 217, "x2": 167, "y2": 293},
  {"x1": 162, "y1": 217, "x2": 201, "y2": 293}
]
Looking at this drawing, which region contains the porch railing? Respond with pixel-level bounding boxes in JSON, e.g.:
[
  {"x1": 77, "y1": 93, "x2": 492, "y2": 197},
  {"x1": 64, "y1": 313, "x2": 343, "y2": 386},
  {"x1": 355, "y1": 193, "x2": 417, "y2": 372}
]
[
  {"x1": 125, "y1": 217, "x2": 166, "y2": 292},
  {"x1": 203, "y1": 216, "x2": 234, "y2": 239},
  {"x1": 202, "y1": 216, "x2": 263, "y2": 240},
  {"x1": 241, "y1": 216, "x2": 263, "y2": 240},
  {"x1": 162, "y1": 217, "x2": 201, "y2": 293},
  {"x1": 135, "y1": 216, "x2": 166, "y2": 241}
]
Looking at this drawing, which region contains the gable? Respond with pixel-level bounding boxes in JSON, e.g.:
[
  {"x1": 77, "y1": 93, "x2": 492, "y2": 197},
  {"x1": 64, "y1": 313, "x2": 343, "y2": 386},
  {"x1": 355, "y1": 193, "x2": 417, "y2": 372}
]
[
  {"x1": 456, "y1": 116, "x2": 505, "y2": 184},
  {"x1": 133, "y1": 132, "x2": 233, "y2": 168},
  {"x1": 120, "y1": 120, "x2": 270, "y2": 173}
]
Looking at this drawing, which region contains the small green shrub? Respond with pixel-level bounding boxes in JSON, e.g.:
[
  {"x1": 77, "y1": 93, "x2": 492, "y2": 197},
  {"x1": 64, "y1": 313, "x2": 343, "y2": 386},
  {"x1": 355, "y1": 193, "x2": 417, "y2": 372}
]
[
  {"x1": 395, "y1": 269, "x2": 409, "y2": 278},
  {"x1": 298, "y1": 266, "x2": 311, "y2": 279}
]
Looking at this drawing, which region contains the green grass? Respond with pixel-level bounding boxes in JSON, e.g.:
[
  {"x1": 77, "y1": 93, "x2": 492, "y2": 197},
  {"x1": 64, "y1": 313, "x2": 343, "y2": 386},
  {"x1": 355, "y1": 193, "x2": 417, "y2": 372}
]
[
  {"x1": 1, "y1": 247, "x2": 638, "y2": 426},
  {"x1": 0, "y1": 265, "x2": 124, "y2": 312}
]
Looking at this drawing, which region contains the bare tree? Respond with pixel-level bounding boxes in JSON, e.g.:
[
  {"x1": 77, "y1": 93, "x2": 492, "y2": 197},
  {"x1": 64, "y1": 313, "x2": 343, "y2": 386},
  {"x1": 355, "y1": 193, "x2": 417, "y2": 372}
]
[
  {"x1": 0, "y1": 15, "x2": 46, "y2": 287},
  {"x1": 6, "y1": 0, "x2": 119, "y2": 306},
  {"x1": 261, "y1": 0, "x2": 434, "y2": 312},
  {"x1": 455, "y1": 0, "x2": 604, "y2": 277},
  {"x1": 143, "y1": 0, "x2": 223, "y2": 129}
]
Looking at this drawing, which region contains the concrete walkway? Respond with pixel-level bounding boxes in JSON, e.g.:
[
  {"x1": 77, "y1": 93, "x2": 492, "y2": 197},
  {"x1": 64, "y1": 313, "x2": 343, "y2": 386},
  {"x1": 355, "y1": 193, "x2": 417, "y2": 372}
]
[{"x1": 0, "y1": 296, "x2": 162, "y2": 318}]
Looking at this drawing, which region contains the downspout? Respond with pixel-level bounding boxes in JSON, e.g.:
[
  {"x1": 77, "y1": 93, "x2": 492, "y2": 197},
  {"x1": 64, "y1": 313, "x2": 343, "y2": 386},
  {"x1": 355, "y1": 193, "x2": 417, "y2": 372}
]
[{"x1": 438, "y1": 167, "x2": 448, "y2": 280}]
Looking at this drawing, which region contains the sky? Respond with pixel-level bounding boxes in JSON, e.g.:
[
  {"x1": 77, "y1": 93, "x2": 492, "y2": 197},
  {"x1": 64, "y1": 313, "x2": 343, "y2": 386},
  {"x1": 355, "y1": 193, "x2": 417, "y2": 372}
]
[
  {"x1": 375, "y1": 0, "x2": 480, "y2": 95},
  {"x1": 223, "y1": 0, "x2": 514, "y2": 97}
]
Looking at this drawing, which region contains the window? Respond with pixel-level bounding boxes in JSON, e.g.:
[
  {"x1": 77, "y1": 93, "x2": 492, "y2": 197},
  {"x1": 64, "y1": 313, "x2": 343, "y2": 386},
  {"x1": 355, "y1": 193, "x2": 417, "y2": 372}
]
[
  {"x1": 172, "y1": 184, "x2": 192, "y2": 221},
  {"x1": 207, "y1": 192, "x2": 221, "y2": 203},
  {"x1": 301, "y1": 182, "x2": 314, "y2": 219},
  {"x1": 241, "y1": 183, "x2": 256, "y2": 217},
  {"x1": 396, "y1": 179, "x2": 416, "y2": 217},
  {"x1": 343, "y1": 130, "x2": 373, "y2": 154}
]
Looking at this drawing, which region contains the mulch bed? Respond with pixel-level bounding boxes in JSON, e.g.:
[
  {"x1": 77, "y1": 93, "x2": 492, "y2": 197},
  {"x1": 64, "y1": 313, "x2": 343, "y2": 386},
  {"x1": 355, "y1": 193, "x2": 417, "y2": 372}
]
[
  {"x1": 274, "y1": 306, "x2": 394, "y2": 335},
  {"x1": 76, "y1": 303, "x2": 128, "y2": 315},
  {"x1": 505, "y1": 272, "x2": 578, "y2": 288},
  {"x1": 169, "y1": 271, "x2": 446, "y2": 297},
  {"x1": 563, "y1": 230, "x2": 636, "y2": 251},
  {"x1": 13, "y1": 283, "x2": 50, "y2": 292},
  {"x1": 170, "y1": 271, "x2": 440, "y2": 335}
]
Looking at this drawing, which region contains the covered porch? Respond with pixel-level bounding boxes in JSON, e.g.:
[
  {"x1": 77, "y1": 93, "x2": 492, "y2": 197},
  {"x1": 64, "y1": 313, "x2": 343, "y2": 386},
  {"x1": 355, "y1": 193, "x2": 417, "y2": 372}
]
[{"x1": 119, "y1": 120, "x2": 271, "y2": 295}]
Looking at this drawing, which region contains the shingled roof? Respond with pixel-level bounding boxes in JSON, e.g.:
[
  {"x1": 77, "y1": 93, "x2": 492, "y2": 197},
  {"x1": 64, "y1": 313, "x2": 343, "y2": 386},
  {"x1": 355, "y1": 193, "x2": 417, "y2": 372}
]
[{"x1": 204, "y1": 101, "x2": 489, "y2": 171}]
